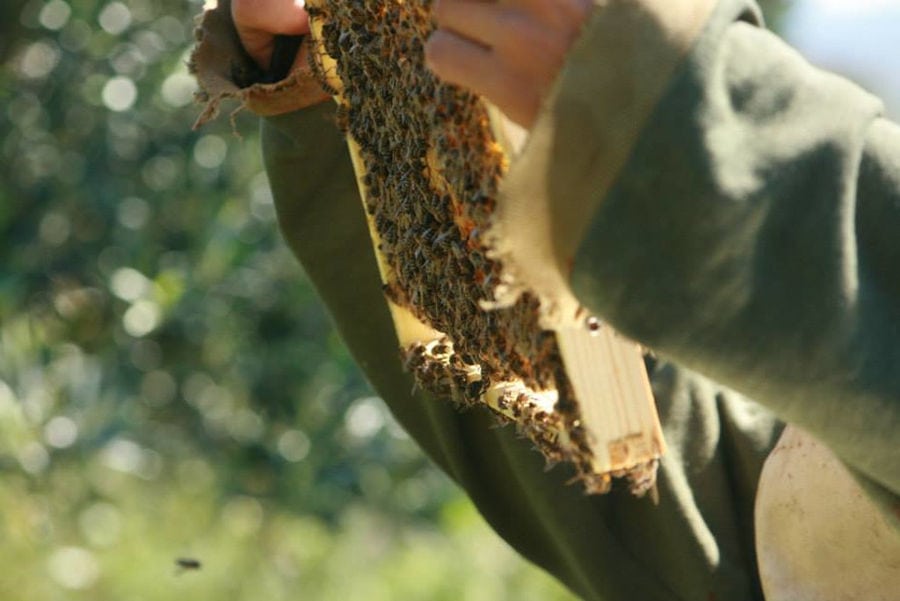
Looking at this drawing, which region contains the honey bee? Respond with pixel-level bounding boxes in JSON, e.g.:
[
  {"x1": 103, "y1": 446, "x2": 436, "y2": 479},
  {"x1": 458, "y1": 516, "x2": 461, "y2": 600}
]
[
  {"x1": 175, "y1": 557, "x2": 202, "y2": 573},
  {"x1": 306, "y1": 45, "x2": 340, "y2": 96},
  {"x1": 465, "y1": 379, "x2": 487, "y2": 400}
]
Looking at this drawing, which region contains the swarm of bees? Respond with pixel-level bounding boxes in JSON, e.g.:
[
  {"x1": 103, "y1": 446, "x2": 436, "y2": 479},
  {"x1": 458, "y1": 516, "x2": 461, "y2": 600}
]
[{"x1": 304, "y1": 0, "x2": 659, "y2": 495}]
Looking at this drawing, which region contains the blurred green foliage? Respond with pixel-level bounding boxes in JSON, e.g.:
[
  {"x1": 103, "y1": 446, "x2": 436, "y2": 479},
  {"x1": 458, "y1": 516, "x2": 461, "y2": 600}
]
[{"x1": 0, "y1": 0, "x2": 576, "y2": 598}]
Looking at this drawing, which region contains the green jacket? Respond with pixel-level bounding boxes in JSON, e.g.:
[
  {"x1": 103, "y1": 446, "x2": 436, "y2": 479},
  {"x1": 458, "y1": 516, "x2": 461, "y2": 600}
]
[{"x1": 193, "y1": 0, "x2": 900, "y2": 599}]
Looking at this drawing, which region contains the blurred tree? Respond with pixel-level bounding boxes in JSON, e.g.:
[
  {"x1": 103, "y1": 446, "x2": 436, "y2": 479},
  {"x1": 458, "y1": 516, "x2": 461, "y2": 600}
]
[
  {"x1": 1, "y1": 1, "x2": 578, "y2": 599},
  {"x1": 1, "y1": 0, "x2": 455, "y2": 521}
]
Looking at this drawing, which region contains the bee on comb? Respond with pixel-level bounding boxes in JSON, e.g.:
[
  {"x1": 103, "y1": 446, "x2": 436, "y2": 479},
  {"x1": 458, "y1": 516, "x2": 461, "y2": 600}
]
[{"x1": 302, "y1": 0, "x2": 665, "y2": 496}]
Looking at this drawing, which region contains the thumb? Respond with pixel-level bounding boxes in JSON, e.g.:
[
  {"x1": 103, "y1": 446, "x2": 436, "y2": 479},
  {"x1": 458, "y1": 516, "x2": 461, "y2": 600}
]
[{"x1": 232, "y1": 0, "x2": 310, "y2": 68}]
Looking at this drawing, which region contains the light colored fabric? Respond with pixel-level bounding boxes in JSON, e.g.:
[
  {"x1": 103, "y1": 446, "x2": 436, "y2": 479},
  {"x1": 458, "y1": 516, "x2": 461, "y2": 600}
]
[
  {"x1": 492, "y1": 0, "x2": 718, "y2": 314},
  {"x1": 756, "y1": 426, "x2": 900, "y2": 601},
  {"x1": 189, "y1": 0, "x2": 329, "y2": 128}
]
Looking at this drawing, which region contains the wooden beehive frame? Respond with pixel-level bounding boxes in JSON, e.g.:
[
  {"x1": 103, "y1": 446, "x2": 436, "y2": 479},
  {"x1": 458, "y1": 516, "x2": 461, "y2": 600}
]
[{"x1": 304, "y1": 0, "x2": 665, "y2": 495}]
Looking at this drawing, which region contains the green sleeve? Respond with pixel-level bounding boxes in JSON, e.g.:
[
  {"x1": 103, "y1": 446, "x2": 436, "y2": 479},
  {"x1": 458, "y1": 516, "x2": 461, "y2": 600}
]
[
  {"x1": 520, "y1": 0, "x2": 900, "y2": 503},
  {"x1": 260, "y1": 103, "x2": 781, "y2": 600}
]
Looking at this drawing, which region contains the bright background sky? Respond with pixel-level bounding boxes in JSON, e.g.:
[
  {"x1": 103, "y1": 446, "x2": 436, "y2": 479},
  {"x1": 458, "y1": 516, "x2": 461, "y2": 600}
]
[{"x1": 785, "y1": 0, "x2": 900, "y2": 116}]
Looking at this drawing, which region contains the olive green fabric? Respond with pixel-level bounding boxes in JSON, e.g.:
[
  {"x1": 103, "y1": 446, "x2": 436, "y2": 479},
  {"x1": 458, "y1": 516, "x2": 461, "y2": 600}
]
[
  {"x1": 199, "y1": 0, "x2": 896, "y2": 598},
  {"x1": 494, "y1": 0, "x2": 720, "y2": 290},
  {"x1": 560, "y1": 0, "x2": 900, "y2": 508},
  {"x1": 262, "y1": 106, "x2": 782, "y2": 601}
]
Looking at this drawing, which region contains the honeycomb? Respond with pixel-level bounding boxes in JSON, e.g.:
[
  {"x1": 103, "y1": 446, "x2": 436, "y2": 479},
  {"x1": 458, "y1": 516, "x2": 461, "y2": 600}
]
[{"x1": 304, "y1": 0, "x2": 658, "y2": 495}]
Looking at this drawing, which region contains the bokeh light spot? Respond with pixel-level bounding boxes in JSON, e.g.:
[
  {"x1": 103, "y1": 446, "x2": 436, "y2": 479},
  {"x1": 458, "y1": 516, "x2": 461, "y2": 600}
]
[
  {"x1": 250, "y1": 172, "x2": 276, "y2": 222},
  {"x1": 109, "y1": 43, "x2": 147, "y2": 77},
  {"x1": 100, "y1": 438, "x2": 144, "y2": 474},
  {"x1": 133, "y1": 30, "x2": 166, "y2": 62},
  {"x1": 129, "y1": 339, "x2": 162, "y2": 371},
  {"x1": 24, "y1": 143, "x2": 63, "y2": 183},
  {"x1": 110, "y1": 267, "x2": 151, "y2": 302},
  {"x1": 161, "y1": 72, "x2": 196, "y2": 107},
  {"x1": 78, "y1": 503, "x2": 122, "y2": 548},
  {"x1": 102, "y1": 76, "x2": 138, "y2": 112},
  {"x1": 193, "y1": 135, "x2": 228, "y2": 169},
  {"x1": 98, "y1": 2, "x2": 132, "y2": 35},
  {"x1": 127, "y1": 0, "x2": 156, "y2": 23},
  {"x1": 182, "y1": 372, "x2": 214, "y2": 406},
  {"x1": 141, "y1": 155, "x2": 180, "y2": 190},
  {"x1": 344, "y1": 397, "x2": 386, "y2": 441},
  {"x1": 153, "y1": 15, "x2": 187, "y2": 44},
  {"x1": 17, "y1": 40, "x2": 61, "y2": 79},
  {"x1": 123, "y1": 300, "x2": 161, "y2": 337},
  {"x1": 7, "y1": 92, "x2": 45, "y2": 129},
  {"x1": 229, "y1": 409, "x2": 264, "y2": 443},
  {"x1": 80, "y1": 74, "x2": 107, "y2": 106},
  {"x1": 117, "y1": 196, "x2": 151, "y2": 230},
  {"x1": 277, "y1": 429, "x2": 311, "y2": 462},
  {"x1": 59, "y1": 19, "x2": 92, "y2": 52},
  {"x1": 44, "y1": 416, "x2": 79, "y2": 449},
  {"x1": 39, "y1": 0, "x2": 72, "y2": 31},
  {"x1": 17, "y1": 442, "x2": 50, "y2": 474},
  {"x1": 39, "y1": 212, "x2": 71, "y2": 246},
  {"x1": 140, "y1": 370, "x2": 177, "y2": 406},
  {"x1": 0, "y1": 380, "x2": 18, "y2": 416},
  {"x1": 47, "y1": 547, "x2": 100, "y2": 590},
  {"x1": 396, "y1": 478, "x2": 429, "y2": 512},
  {"x1": 222, "y1": 496, "x2": 264, "y2": 538}
]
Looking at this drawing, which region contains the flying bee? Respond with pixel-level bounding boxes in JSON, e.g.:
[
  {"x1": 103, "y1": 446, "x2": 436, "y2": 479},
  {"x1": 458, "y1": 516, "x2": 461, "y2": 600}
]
[{"x1": 175, "y1": 557, "x2": 202, "y2": 573}]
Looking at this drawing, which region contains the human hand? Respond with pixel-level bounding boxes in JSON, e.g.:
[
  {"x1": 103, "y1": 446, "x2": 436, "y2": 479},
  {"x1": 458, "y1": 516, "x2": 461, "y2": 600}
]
[
  {"x1": 231, "y1": 0, "x2": 310, "y2": 69},
  {"x1": 425, "y1": 0, "x2": 593, "y2": 128}
]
